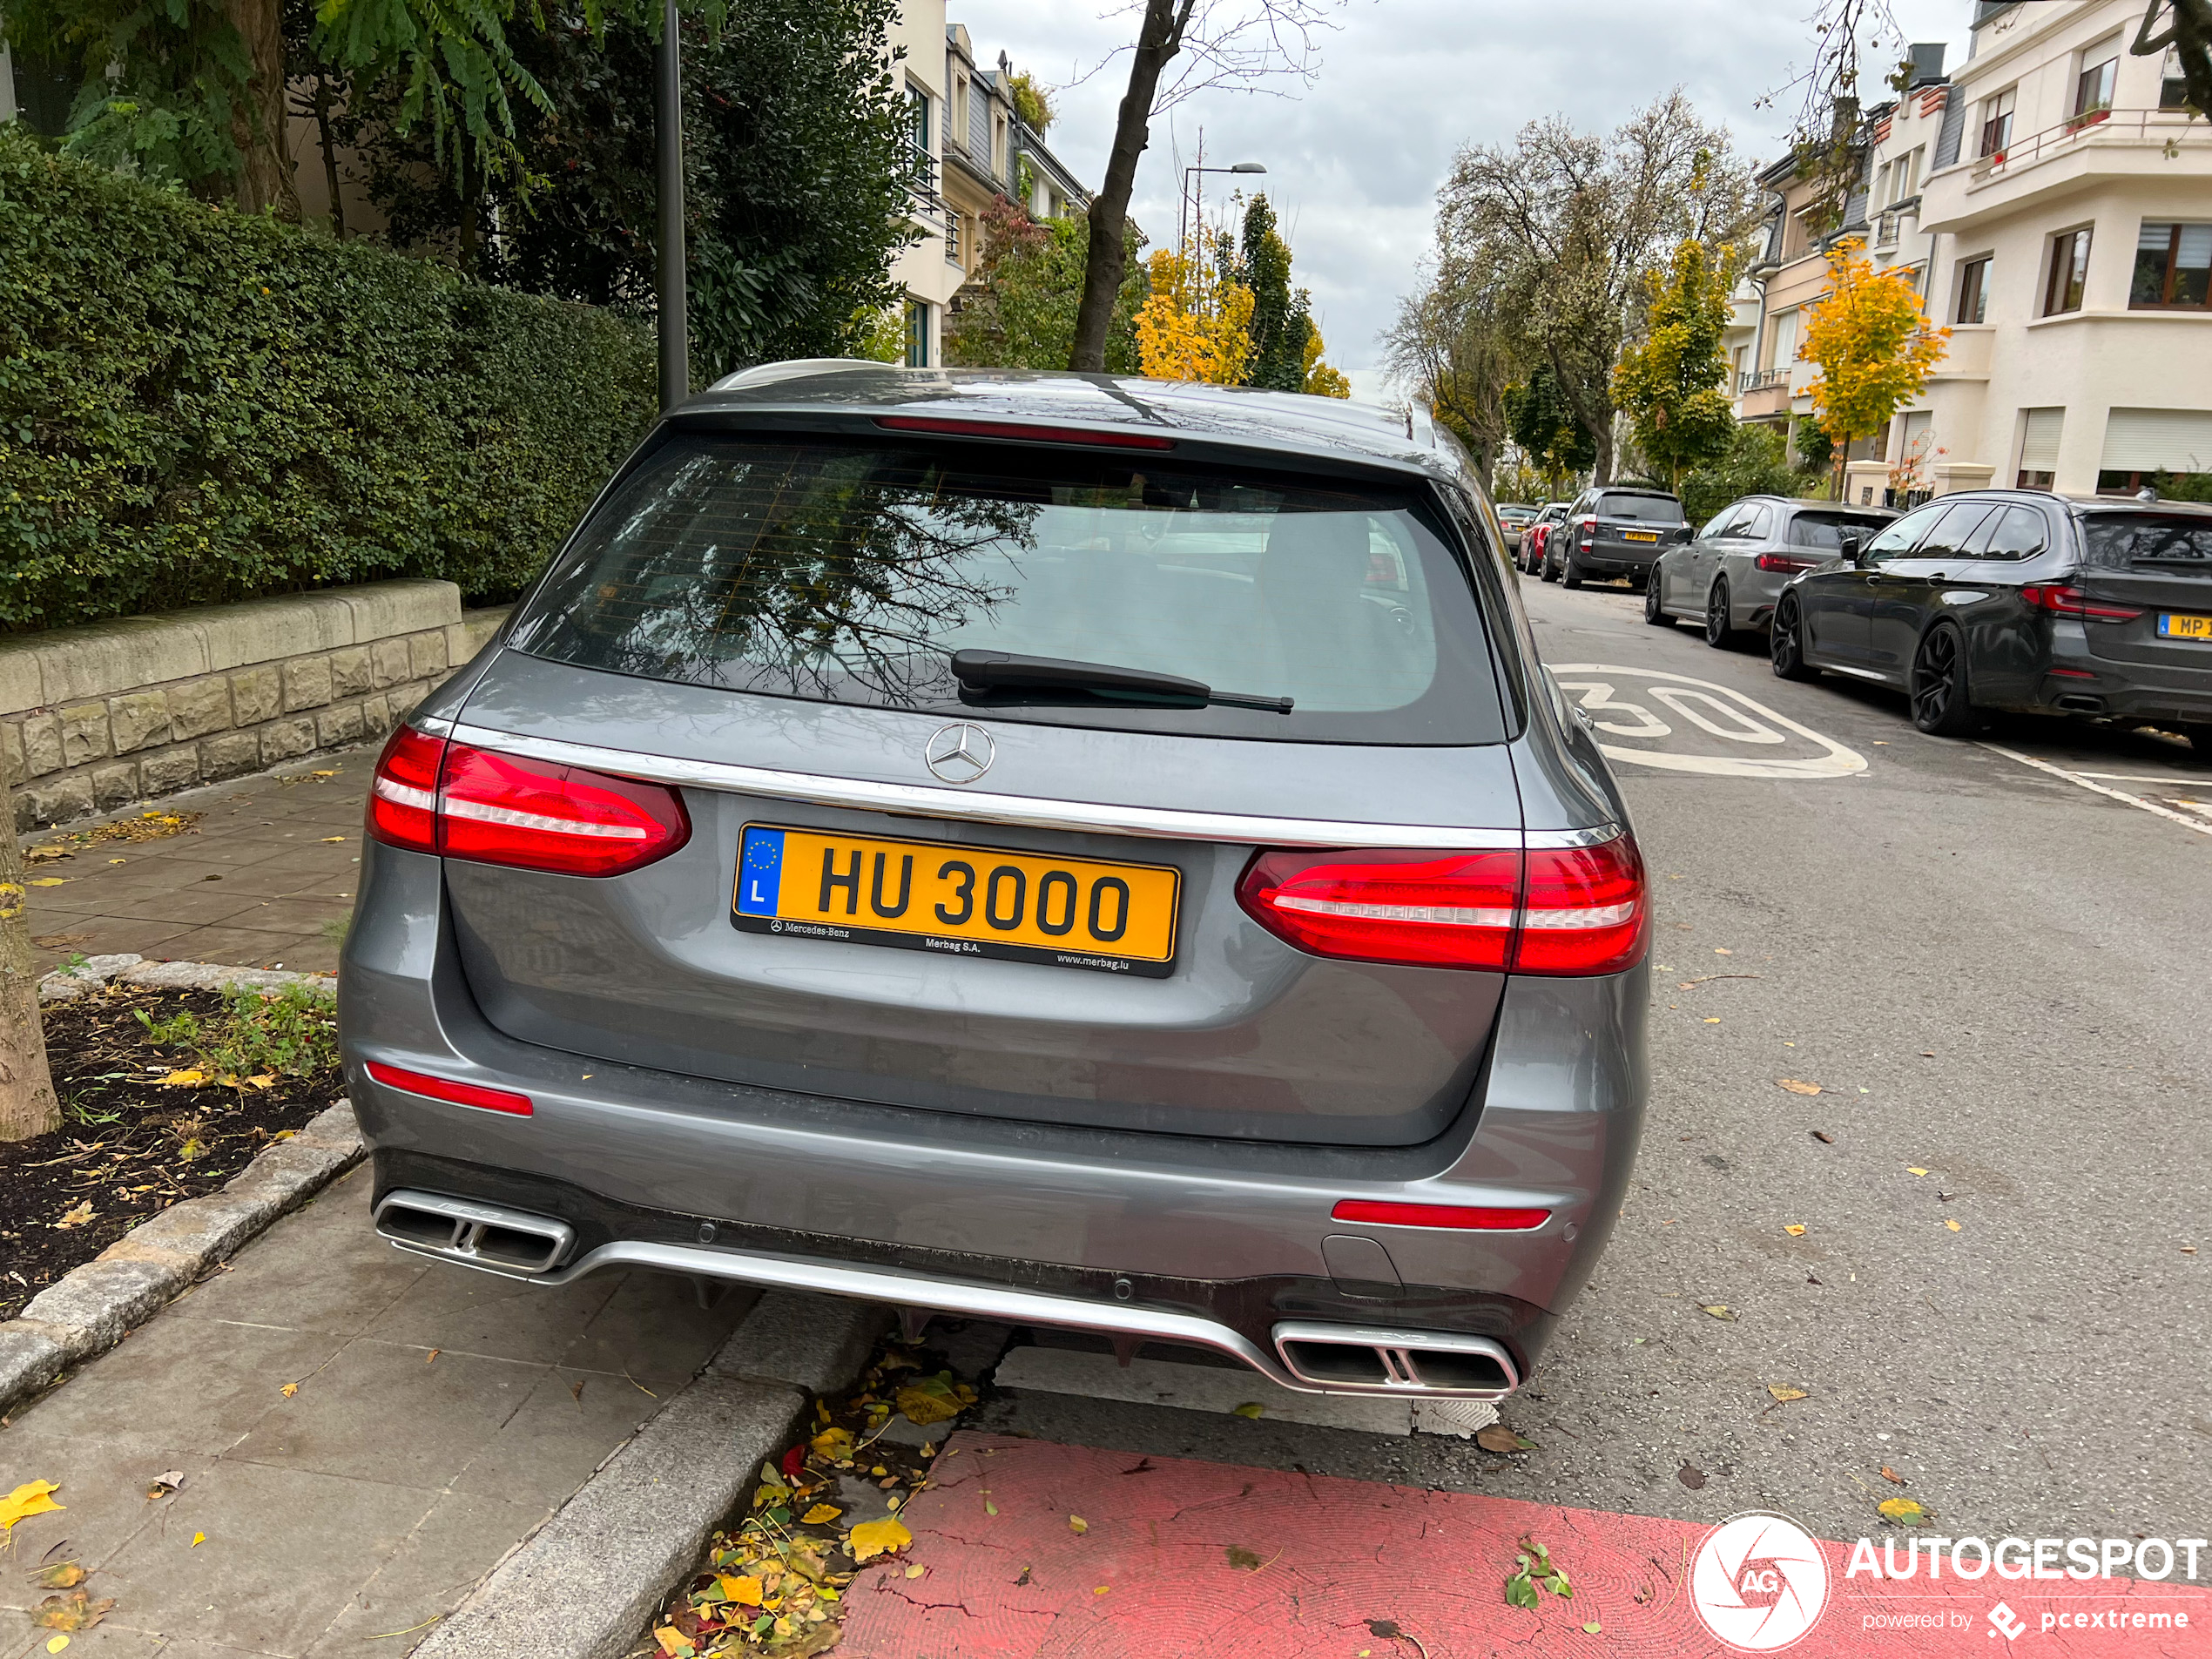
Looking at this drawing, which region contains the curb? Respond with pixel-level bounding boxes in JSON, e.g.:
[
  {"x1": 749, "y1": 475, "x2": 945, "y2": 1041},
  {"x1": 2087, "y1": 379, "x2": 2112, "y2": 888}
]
[
  {"x1": 38, "y1": 952, "x2": 335, "y2": 1003},
  {"x1": 0, "y1": 1097, "x2": 365, "y2": 1419},
  {"x1": 413, "y1": 1293, "x2": 889, "y2": 1659}
]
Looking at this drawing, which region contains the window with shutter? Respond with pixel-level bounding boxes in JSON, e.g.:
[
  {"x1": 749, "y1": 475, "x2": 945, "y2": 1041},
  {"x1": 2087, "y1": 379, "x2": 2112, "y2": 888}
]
[{"x1": 2018, "y1": 408, "x2": 2064, "y2": 487}]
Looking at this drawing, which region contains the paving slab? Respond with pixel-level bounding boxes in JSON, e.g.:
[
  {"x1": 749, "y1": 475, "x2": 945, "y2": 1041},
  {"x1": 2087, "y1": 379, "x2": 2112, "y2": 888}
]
[{"x1": 22, "y1": 754, "x2": 374, "y2": 974}]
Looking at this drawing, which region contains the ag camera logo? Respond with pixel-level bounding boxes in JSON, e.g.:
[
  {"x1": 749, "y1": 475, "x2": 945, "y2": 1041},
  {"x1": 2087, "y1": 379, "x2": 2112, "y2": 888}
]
[{"x1": 1692, "y1": 1512, "x2": 1832, "y2": 1651}]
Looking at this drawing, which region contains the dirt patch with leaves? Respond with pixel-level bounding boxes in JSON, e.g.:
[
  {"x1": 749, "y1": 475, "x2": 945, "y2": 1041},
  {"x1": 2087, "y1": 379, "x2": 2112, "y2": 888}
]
[
  {"x1": 636, "y1": 1328, "x2": 997, "y2": 1659},
  {"x1": 0, "y1": 982, "x2": 342, "y2": 1321}
]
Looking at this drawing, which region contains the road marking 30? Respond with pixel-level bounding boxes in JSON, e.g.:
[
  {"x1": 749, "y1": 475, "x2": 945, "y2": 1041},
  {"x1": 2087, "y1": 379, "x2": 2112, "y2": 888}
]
[{"x1": 1550, "y1": 664, "x2": 1868, "y2": 780}]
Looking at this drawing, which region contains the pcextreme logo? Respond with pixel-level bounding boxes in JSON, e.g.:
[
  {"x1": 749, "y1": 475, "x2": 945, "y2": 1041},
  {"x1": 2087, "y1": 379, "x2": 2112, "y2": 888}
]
[{"x1": 1691, "y1": 1512, "x2": 1831, "y2": 1651}]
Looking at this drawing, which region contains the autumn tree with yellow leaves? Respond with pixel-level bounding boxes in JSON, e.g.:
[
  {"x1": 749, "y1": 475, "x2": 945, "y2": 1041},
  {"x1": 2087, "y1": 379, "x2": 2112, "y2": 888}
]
[
  {"x1": 1799, "y1": 237, "x2": 1951, "y2": 501},
  {"x1": 1135, "y1": 236, "x2": 1256, "y2": 385}
]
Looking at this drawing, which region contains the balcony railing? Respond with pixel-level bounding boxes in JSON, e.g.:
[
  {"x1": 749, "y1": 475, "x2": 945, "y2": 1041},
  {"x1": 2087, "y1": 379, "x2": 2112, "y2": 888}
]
[
  {"x1": 905, "y1": 146, "x2": 939, "y2": 199},
  {"x1": 1875, "y1": 211, "x2": 1900, "y2": 249},
  {"x1": 1738, "y1": 368, "x2": 1791, "y2": 395},
  {"x1": 1971, "y1": 107, "x2": 2200, "y2": 179}
]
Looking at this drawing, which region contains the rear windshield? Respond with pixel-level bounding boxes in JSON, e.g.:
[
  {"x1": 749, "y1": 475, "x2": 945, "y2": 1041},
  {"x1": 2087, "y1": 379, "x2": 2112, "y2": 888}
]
[
  {"x1": 1790, "y1": 511, "x2": 1894, "y2": 551},
  {"x1": 2081, "y1": 511, "x2": 2212, "y2": 575},
  {"x1": 1599, "y1": 494, "x2": 1685, "y2": 524},
  {"x1": 510, "y1": 437, "x2": 1507, "y2": 745}
]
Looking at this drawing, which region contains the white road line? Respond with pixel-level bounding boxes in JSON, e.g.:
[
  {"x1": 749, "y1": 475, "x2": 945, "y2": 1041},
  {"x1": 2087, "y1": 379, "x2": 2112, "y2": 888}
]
[
  {"x1": 2066, "y1": 770, "x2": 2212, "y2": 786},
  {"x1": 1977, "y1": 742, "x2": 2212, "y2": 838}
]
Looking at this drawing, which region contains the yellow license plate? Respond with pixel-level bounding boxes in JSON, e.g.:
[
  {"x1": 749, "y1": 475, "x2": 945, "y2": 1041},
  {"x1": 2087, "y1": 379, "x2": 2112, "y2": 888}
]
[
  {"x1": 2158, "y1": 612, "x2": 2212, "y2": 640},
  {"x1": 1622, "y1": 530, "x2": 1659, "y2": 543},
  {"x1": 733, "y1": 826, "x2": 1181, "y2": 976}
]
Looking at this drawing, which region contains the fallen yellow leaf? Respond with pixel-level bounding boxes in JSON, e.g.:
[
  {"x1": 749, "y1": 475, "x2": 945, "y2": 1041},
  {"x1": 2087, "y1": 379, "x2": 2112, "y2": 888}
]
[
  {"x1": 160, "y1": 1069, "x2": 207, "y2": 1088},
  {"x1": 52, "y1": 1202, "x2": 95, "y2": 1231},
  {"x1": 30, "y1": 1589, "x2": 113, "y2": 1633},
  {"x1": 1703, "y1": 1017, "x2": 1721, "y2": 1024},
  {"x1": 652, "y1": 1627, "x2": 691, "y2": 1658},
  {"x1": 810, "y1": 1426, "x2": 853, "y2": 1461},
  {"x1": 1878, "y1": 1498, "x2": 1924, "y2": 1524},
  {"x1": 27, "y1": 877, "x2": 70, "y2": 887},
  {"x1": 320, "y1": 836, "x2": 347, "y2": 844},
  {"x1": 47, "y1": 1637, "x2": 69, "y2": 1655},
  {"x1": 1701, "y1": 1305, "x2": 1736, "y2": 1321},
  {"x1": 722, "y1": 1575, "x2": 763, "y2": 1606},
  {"x1": 905, "y1": 1563, "x2": 927, "y2": 1580},
  {"x1": 1945, "y1": 1219, "x2": 1962, "y2": 1231},
  {"x1": 799, "y1": 1504, "x2": 841, "y2": 1526},
  {"x1": 1906, "y1": 1167, "x2": 1930, "y2": 1177},
  {"x1": 31, "y1": 1564, "x2": 86, "y2": 1590},
  {"x1": 1231, "y1": 1402, "x2": 1264, "y2": 1420},
  {"x1": 1094, "y1": 1585, "x2": 1110, "y2": 1596},
  {"x1": 281, "y1": 1383, "x2": 299, "y2": 1398},
  {"x1": 847, "y1": 1517, "x2": 913, "y2": 1561},
  {"x1": 191, "y1": 1532, "x2": 206, "y2": 1548},
  {"x1": 1767, "y1": 1385, "x2": 1809, "y2": 1402},
  {"x1": 1069, "y1": 1515, "x2": 1089, "y2": 1534},
  {"x1": 894, "y1": 1386, "x2": 961, "y2": 1426},
  {"x1": 0, "y1": 1480, "x2": 64, "y2": 1535},
  {"x1": 1784, "y1": 1224, "x2": 1807, "y2": 1237},
  {"x1": 1777, "y1": 1079, "x2": 1822, "y2": 1096}
]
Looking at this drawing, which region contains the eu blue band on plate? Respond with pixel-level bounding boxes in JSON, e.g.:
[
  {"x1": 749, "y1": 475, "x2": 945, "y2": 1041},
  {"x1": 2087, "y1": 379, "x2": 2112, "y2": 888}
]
[{"x1": 737, "y1": 827, "x2": 786, "y2": 915}]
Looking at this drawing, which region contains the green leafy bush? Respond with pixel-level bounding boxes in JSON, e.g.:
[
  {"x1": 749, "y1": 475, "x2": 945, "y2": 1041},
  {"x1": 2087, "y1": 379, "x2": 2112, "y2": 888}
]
[
  {"x1": 135, "y1": 985, "x2": 339, "y2": 1082},
  {"x1": 0, "y1": 126, "x2": 657, "y2": 632},
  {"x1": 1680, "y1": 424, "x2": 1826, "y2": 528}
]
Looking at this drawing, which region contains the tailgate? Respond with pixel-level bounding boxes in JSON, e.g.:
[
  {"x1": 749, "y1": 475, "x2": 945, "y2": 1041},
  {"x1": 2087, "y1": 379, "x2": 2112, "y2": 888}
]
[{"x1": 2076, "y1": 510, "x2": 2212, "y2": 669}]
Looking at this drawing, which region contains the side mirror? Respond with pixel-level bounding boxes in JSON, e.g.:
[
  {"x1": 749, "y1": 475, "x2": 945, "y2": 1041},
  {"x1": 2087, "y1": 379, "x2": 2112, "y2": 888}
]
[{"x1": 1840, "y1": 533, "x2": 1865, "y2": 564}]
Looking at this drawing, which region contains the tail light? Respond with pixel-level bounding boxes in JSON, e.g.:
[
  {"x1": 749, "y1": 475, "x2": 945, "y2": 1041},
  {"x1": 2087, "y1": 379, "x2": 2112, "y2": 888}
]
[
  {"x1": 1579, "y1": 515, "x2": 1597, "y2": 546},
  {"x1": 1332, "y1": 1199, "x2": 1551, "y2": 1231},
  {"x1": 367, "y1": 725, "x2": 691, "y2": 876},
  {"x1": 1237, "y1": 836, "x2": 1646, "y2": 976},
  {"x1": 1755, "y1": 551, "x2": 1819, "y2": 573},
  {"x1": 2021, "y1": 583, "x2": 2142, "y2": 623},
  {"x1": 365, "y1": 1060, "x2": 533, "y2": 1116}
]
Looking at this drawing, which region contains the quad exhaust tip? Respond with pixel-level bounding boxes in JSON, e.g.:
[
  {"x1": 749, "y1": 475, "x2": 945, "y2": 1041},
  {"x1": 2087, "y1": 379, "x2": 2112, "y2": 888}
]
[
  {"x1": 374, "y1": 1189, "x2": 574, "y2": 1276},
  {"x1": 372, "y1": 1190, "x2": 1522, "y2": 1399}
]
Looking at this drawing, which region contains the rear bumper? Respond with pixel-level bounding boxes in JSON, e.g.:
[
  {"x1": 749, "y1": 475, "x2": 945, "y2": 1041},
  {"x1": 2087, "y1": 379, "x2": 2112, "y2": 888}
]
[
  {"x1": 1575, "y1": 542, "x2": 1665, "y2": 573},
  {"x1": 340, "y1": 842, "x2": 1648, "y2": 1392},
  {"x1": 2034, "y1": 632, "x2": 2212, "y2": 723}
]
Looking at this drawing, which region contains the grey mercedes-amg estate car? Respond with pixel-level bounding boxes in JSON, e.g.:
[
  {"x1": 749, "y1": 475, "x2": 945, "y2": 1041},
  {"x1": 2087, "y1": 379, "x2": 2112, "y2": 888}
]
[{"x1": 341, "y1": 364, "x2": 1649, "y2": 1403}]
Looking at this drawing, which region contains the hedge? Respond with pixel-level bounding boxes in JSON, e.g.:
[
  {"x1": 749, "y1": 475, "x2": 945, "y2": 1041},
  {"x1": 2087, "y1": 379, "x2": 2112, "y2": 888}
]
[{"x1": 0, "y1": 126, "x2": 658, "y2": 632}]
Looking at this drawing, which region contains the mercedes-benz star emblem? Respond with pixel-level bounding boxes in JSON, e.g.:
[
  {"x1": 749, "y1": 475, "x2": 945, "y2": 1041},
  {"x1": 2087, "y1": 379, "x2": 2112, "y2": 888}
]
[{"x1": 924, "y1": 723, "x2": 995, "y2": 785}]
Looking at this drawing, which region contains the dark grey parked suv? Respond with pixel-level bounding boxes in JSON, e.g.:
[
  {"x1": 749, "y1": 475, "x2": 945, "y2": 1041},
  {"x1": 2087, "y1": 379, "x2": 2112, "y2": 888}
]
[
  {"x1": 1548, "y1": 486, "x2": 1690, "y2": 588},
  {"x1": 342, "y1": 365, "x2": 1650, "y2": 1403}
]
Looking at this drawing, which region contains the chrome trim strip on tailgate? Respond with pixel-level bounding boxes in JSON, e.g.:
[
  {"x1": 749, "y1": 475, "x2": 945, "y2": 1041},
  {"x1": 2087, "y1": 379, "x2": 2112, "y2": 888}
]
[{"x1": 430, "y1": 719, "x2": 1618, "y2": 851}]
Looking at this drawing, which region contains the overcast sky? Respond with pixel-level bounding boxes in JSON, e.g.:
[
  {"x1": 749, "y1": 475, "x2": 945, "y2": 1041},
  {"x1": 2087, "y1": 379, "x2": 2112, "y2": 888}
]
[{"x1": 949, "y1": 0, "x2": 1978, "y2": 400}]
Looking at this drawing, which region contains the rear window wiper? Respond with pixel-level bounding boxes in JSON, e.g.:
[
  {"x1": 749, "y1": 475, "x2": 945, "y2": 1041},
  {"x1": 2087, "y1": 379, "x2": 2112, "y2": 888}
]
[{"x1": 951, "y1": 650, "x2": 1294, "y2": 713}]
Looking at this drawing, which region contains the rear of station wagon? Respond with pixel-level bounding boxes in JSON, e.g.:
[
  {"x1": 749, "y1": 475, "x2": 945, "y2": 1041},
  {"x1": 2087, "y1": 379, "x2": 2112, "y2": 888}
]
[{"x1": 340, "y1": 365, "x2": 1649, "y2": 1401}]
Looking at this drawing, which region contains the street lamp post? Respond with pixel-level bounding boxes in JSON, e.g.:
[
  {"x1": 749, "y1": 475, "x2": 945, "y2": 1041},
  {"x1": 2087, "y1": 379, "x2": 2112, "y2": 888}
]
[
  {"x1": 1179, "y1": 159, "x2": 1266, "y2": 264},
  {"x1": 654, "y1": 0, "x2": 687, "y2": 414}
]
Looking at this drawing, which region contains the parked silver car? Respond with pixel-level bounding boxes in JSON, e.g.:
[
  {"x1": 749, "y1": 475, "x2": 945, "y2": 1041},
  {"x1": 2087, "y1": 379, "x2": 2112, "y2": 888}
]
[
  {"x1": 341, "y1": 365, "x2": 1649, "y2": 1404},
  {"x1": 1648, "y1": 495, "x2": 1899, "y2": 646}
]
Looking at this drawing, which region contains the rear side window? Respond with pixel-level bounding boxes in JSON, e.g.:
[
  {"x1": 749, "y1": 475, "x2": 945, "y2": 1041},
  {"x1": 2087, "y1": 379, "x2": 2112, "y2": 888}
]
[
  {"x1": 511, "y1": 438, "x2": 1508, "y2": 745},
  {"x1": 2080, "y1": 511, "x2": 2212, "y2": 573},
  {"x1": 1599, "y1": 493, "x2": 1685, "y2": 524},
  {"x1": 1916, "y1": 502, "x2": 1999, "y2": 558},
  {"x1": 1965, "y1": 505, "x2": 2049, "y2": 560},
  {"x1": 1789, "y1": 512, "x2": 1893, "y2": 550}
]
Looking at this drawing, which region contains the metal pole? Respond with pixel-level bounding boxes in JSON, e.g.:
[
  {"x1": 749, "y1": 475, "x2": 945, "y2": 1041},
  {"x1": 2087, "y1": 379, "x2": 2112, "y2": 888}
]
[{"x1": 654, "y1": 0, "x2": 688, "y2": 413}]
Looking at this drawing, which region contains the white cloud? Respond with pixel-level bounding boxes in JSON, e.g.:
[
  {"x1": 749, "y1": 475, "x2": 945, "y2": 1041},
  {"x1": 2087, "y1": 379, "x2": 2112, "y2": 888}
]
[{"x1": 948, "y1": 0, "x2": 1974, "y2": 398}]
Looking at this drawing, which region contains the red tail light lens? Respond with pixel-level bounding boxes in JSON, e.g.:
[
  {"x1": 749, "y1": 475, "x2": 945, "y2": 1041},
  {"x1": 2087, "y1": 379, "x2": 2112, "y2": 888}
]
[
  {"x1": 1331, "y1": 1199, "x2": 1551, "y2": 1231},
  {"x1": 366, "y1": 1060, "x2": 533, "y2": 1116},
  {"x1": 1516, "y1": 839, "x2": 1649, "y2": 974},
  {"x1": 1237, "y1": 836, "x2": 1646, "y2": 976},
  {"x1": 368, "y1": 725, "x2": 445, "y2": 853},
  {"x1": 1755, "y1": 551, "x2": 1818, "y2": 573},
  {"x1": 1237, "y1": 849, "x2": 1520, "y2": 969},
  {"x1": 367, "y1": 726, "x2": 690, "y2": 876},
  {"x1": 2021, "y1": 583, "x2": 2142, "y2": 623}
]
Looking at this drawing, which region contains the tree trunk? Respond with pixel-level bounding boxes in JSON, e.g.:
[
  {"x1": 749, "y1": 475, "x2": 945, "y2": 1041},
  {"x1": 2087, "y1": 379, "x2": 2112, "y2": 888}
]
[
  {"x1": 0, "y1": 762, "x2": 57, "y2": 1143},
  {"x1": 227, "y1": 0, "x2": 300, "y2": 218},
  {"x1": 1069, "y1": 0, "x2": 1194, "y2": 371},
  {"x1": 314, "y1": 75, "x2": 345, "y2": 237}
]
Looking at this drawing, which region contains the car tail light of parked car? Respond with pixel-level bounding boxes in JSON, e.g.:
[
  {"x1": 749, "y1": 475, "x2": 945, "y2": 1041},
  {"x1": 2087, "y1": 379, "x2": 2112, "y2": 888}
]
[
  {"x1": 1579, "y1": 516, "x2": 1597, "y2": 547},
  {"x1": 2021, "y1": 583, "x2": 2144, "y2": 623},
  {"x1": 1237, "y1": 835, "x2": 1647, "y2": 975},
  {"x1": 368, "y1": 725, "x2": 691, "y2": 876},
  {"x1": 1755, "y1": 551, "x2": 1823, "y2": 574},
  {"x1": 1330, "y1": 1199, "x2": 1554, "y2": 1231},
  {"x1": 364, "y1": 1060, "x2": 536, "y2": 1116}
]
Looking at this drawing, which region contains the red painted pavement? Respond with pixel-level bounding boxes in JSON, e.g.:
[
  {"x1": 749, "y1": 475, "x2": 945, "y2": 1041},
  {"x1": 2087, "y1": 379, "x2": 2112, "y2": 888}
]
[{"x1": 839, "y1": 1433, "x2": 2210, "y2": 1658}]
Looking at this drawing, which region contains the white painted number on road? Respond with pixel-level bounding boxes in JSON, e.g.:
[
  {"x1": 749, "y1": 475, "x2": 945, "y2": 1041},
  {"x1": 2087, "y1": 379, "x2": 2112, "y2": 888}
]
[{"x1": 1550, "y1": 664, "x2": 1868, "y2": 780}]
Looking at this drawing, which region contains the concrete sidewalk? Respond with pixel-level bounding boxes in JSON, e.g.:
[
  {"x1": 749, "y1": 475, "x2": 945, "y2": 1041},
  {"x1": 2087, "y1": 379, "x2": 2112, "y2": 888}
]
[
  {"x1": 0, "y1": 1162, "x2": 755, "y2": 1659},
  {"x1": 23, "y1": 752, "x2": 375, "y2": 978}
]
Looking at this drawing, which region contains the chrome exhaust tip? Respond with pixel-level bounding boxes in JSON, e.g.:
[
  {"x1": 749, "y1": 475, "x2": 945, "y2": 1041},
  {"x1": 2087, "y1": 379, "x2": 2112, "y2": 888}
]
[
  {"x1": 373, "y1": 1189, "x2": 575, "y2": 1277},
  {"x1": 1271, "y1": 1320, "x2": 1521, "y2": 1399}
]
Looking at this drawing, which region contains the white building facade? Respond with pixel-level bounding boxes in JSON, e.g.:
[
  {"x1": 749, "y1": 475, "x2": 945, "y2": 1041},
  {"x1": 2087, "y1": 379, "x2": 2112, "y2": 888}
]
[{"x1": 1847, "y1": 0, "x2": 2212, "y2": 504}]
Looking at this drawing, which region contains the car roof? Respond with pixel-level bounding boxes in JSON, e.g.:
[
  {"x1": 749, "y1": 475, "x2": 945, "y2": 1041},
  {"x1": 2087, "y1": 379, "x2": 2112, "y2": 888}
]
[
  {"x1": 682, "y1": 361, "x2": 1468, "y2": 489},
  {"x1": 1593, "y1": 485, "x2": 1678, "y2": 498}
]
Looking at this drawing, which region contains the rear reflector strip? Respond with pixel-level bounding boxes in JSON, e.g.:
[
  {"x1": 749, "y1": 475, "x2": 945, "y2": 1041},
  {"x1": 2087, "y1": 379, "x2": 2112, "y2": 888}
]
[
  {"x1": 366, "y1": 1061, "x2": 534, "y2": 1116},
  {"x1": 1331, "y1": 1200, "x2": 1552, "y2": 1231}
]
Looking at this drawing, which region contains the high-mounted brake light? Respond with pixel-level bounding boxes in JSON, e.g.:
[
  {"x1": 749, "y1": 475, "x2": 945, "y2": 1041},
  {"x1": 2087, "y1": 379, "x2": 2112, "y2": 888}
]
[
  {"x1": 1237, "y1": 836, "x2": 1647, "y2": 976},
  {"x1": 367, "y1": 726, "x2": 691, "y2": 876},
  {"x1": 365, "y1": 1060, "x2": 533, "y2": 1116},
  {"x1": 1331, "y1": 1199, "x2": 1552, "y2": 1231},
  {"x1": 2021, "y1": 583, "x2": 2142, "y2": 623},
  {"x1": 873, "y1": 415, "x2": 1176, "y2": 451}
]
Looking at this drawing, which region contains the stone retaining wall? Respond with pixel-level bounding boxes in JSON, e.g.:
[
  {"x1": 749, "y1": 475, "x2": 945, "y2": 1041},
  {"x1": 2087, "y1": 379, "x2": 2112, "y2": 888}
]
[{"x1": 0, "y1": 581, "x2": 509, "y2": 829}]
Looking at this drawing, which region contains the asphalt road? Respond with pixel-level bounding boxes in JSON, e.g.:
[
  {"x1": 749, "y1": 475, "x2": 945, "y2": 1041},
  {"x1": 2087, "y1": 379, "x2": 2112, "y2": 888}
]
[{"x1": 975, "y1": 575, "x2": 2212, "y2": 1552}]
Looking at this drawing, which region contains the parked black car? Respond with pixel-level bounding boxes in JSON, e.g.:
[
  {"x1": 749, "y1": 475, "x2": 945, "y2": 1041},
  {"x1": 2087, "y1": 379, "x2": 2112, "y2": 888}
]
[
  {"x1": 1546, "y1": 486, "x2": 1690, "y2": 589},
  {"x1": 1770, "y1": 490, "x2": 2212, "y2": 746}
]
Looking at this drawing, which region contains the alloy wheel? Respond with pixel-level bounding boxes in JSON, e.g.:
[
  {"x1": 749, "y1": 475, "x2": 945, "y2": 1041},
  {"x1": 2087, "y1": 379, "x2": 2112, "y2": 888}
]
[
  {"x1": 1911, "y1": 624, "x2": 1976, "y2": 736},
  {"x1": 1770, "y1": 597, "x2": 1815, "y2": 681},
  {"x1": 1705, "y1": 582, "x2": 1734, "y2": 648}
]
